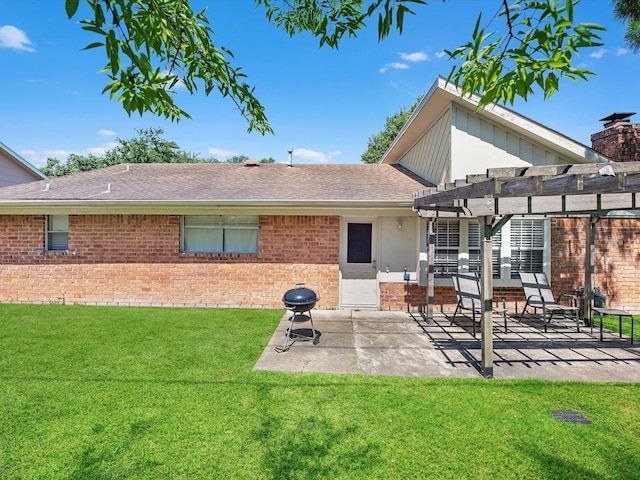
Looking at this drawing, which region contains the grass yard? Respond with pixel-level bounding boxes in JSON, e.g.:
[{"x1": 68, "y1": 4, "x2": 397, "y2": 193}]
[{"x1": 1, "y1": 304, "x2": 639, "y2": 479}]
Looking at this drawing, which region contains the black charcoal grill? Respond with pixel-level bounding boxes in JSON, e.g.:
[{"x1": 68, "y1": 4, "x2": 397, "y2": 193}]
[{"x1": 280, "y1": 283, "x2": 320, "y2": 351}]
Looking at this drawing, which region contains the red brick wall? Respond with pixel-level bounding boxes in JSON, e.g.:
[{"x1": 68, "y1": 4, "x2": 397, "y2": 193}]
[
  {"x1": 550, "y1": 217, "x2": 640, "y2": 310},
  {"x1": 3, "y1": 214, "x2": 637, "y2": 312},
  {"x1": 0, "y1": 214, "x2": 340, "y2": 308}
]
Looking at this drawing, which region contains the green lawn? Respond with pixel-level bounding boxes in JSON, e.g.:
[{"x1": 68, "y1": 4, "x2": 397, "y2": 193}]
[{"x1": 1, "y1": 304, "x2": 639, "y2": 479}]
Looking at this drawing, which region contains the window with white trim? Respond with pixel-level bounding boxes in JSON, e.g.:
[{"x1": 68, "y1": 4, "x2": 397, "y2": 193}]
[
  {"x1": 46, "y1": 215, "x2": 69, "y2": 251},
  {"x1": 434, "y1": 219, "x2": 460, "y2": 276},
  {"x1": 434, "y1": 217, "x2": 547, "y2": 281},
  {"x1": 509, "y1": 219, "x2": 544, "y2": 278},
  {"x1": 181, "y1": 215, "x2": 258, "y2": 253}
]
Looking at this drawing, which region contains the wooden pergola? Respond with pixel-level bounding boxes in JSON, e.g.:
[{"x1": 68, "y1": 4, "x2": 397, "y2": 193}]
[{"x1": 413, "y1": 162, "x2": 640, "y2": 378}]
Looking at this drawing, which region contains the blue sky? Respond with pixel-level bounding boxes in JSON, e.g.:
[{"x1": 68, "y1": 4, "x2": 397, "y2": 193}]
[{"x1": 1, "y1": 1, "x2": 639, "y2": 168}]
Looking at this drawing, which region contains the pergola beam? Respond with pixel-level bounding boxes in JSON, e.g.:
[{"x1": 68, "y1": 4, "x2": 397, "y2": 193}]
[{"x1": 415, "y1": 171, "x2": 640, "y2": 210}]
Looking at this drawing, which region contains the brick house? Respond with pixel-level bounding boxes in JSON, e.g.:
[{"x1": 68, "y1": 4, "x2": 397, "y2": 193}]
[
  {"x1": 0, "y1": 163, "x2": 431, "y2": 308},
  {"x1": 0, "y1": 77, "x2": 637, "y2": 311}
]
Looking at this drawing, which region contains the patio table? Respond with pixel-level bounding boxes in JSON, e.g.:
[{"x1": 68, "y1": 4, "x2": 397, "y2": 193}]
[{"x1": 592, "y1": 307, "x2": 635, "y2": 344}]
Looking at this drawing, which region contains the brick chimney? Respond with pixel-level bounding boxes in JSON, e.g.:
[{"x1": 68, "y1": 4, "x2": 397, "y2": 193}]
[{"x1": 591, "y1": 112, "x2": 640, "y2": 162}]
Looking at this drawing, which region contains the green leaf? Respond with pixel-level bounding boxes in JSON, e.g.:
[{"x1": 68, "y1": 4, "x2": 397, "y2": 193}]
[
  {"x1": 81, "y1": 42, "x2": 104, "y2": 51},
  {"x1": 65, "y1": 0, "x2": 79, "y2": 19}
]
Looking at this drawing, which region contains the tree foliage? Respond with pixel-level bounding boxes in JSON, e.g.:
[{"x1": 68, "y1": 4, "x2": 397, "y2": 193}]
[
  {"x1": 102, "y1": 127, "x2": 200, "y2": 165},
  {"x1": 41, "y1": 153, "x2": 105, "y2": 177},
  {"x1": 361, "y1": 98, "x2": 420, "y2": 164},
  {"x1": 66, "y1": 0, "x2": 612, "y2": 131},
  {"x1": 445, "y1": 1, "x2": 605, "y2": 107},
  {"x1": 65, "y1": 0, "x2": 272, "y2": 134},
  {"x1": 613, "y1": 0, "x2": 640, "y2": 51},
  {"x1": 40, "y1": 128, "x2": 217, "y2": 177}
]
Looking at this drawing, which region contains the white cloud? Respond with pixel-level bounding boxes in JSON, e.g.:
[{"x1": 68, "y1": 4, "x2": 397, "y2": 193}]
[
  {"x1": 379, "y1": 62, "x2": 409, "y2": 74},
  {"x1": 99, "y1": 129, "x2": 116, "y2": 137},
  {"x1": 0, "y1": 25, "x2": 35, "y2": 52},
  {"x1": 43, "y1": 149, "x2": 72, "y2": 161},
  {"x1": 399, "y1": 51, "x2": 429, "y2": 62},
  {"x1": 208, "y1": 147, "x2": 237, "y2": 159},
  {"x1": 20, "y1": 142, "x2": 119, "y2": 168},
  {"x1": 19, "y1": 150, "x2": 40, "y2": 165},
  {"x1": 589, "y1": 48, "x2": 607, "y2": 59},
  {"x1": 616, "y1": 48, "x2": 629, "y2": 56},
  {"x1": 85, "y1": 142, "x2": 118, "y2": 156},
  {"x1": 291, "y1": 148, "x2": 341, "y2": 164},
  {"x1": 435, "y1": 51, "x2": 447, "y2": 59}
]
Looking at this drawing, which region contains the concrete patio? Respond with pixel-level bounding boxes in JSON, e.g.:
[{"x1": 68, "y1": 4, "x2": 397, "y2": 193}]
[{"x1": 254, "y1": 309, "x2": 640, "y2": 382}]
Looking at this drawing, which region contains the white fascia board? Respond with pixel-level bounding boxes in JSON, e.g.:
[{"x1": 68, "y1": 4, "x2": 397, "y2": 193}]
[{"x1": 0, "y1": 199, "x2": 417, "y2": 216}]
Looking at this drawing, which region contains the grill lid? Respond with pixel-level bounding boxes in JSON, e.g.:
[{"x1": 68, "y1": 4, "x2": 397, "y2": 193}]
[{"x1": 283, "y1": 283, "x2": 318, "y2": 305}]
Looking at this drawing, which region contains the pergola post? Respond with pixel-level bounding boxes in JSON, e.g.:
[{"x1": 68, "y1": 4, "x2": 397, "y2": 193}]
[
  {"x1": 425, "y1": 217, "x2": 436, "y2": 323},
  {"x1": 583, "y1": 216, "x2": 598, "y2": 324},
  {"x1": 480, "y1": 215, "x2": 494, "y2": 378}
]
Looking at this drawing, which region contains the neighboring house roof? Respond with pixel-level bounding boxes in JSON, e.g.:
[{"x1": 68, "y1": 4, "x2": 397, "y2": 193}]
[
  {"x1": 0, "y1": 141, "x2": 47, "y2": 186},
  {"x1": 381, "y1": 76, "x2": 612, "y2": 167},
  {"x1": 0, "y1": 162, "x2": 433, "y2": 213}
]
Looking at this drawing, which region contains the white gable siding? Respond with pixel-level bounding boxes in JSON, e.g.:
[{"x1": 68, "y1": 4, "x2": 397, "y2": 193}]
[
  {"x1": 450, "y1": 104, "x2": 573, "y2": 182},
  {"x1": 398, "y1": 109, "x2": 451, "y2": 184},
  {"x1": 0, "y1": 150, "x2": 42, "y2": 187}
]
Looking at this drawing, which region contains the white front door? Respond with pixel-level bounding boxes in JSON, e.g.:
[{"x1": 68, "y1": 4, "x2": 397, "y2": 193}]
[{"x1": 340, "y1": 219, "x2": 378, "y2": 308}]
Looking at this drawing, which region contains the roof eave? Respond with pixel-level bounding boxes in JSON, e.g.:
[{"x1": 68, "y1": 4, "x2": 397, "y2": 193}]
[{"x1": 0, "y1": 199, "x2": 418, "y2": 215}]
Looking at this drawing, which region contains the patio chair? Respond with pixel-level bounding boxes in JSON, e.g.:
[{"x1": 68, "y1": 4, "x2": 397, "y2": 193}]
[
  {"x1": 451, "y1": 273, "x2": 508, "y2": 337},
  {"x1": 518, "y1": 272, "x2": 580, "y2": 332}
]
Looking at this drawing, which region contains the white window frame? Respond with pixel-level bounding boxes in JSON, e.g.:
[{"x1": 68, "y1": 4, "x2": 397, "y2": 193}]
[
  {"x1": 433, "y1": 217, "x2": 550, "y2": 287},
  {"x1": 181, "y1": 215, "x2": 258, "y2": 254},
  {"x1": 46, "y1": 214, "x2": 69, "y2": 251}
]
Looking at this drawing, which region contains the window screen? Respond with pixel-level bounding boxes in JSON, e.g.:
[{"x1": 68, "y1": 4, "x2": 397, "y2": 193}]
[
  {"x1": 47, "y1": 215, "x2": 69, "y2": 251},
  {"x1": 182, "y1": 215, "x2": 258, "y2": 253}
]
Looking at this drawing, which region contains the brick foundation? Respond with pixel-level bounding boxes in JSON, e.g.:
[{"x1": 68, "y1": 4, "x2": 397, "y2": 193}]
[{"x1": 380, "y1": 283, "x2": 527, "y2": 314}]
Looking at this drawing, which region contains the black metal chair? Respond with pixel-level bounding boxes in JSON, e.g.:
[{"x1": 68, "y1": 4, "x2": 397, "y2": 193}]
[
  {"x1": 451, "y1": 273, "x2": 507, "y2": 337},
  {"x1": 519, "y1": 272, "x2": 580, "y2": 332}
]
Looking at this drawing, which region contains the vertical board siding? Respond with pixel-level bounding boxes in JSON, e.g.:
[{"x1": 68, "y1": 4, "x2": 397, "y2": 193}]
[
  {"x1": 0, "y1": 152, "x2": 42, "y2": 187},
  {"x1": 450, "y1": 105, "x2": 573, "y2": 181},
  {"x1": 398, "y1": 109, "x2": 451, "y2": 184}
]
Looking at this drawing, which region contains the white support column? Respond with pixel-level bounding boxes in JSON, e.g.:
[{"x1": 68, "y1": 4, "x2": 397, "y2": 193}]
[{"x1": 480, "y1": 215, "x2": 494, "y2": 378}]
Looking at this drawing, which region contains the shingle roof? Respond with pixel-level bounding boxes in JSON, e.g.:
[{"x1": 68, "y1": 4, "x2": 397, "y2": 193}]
[{"x1": 0, "y1": 162, "x2": 433, "y2": 205}]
